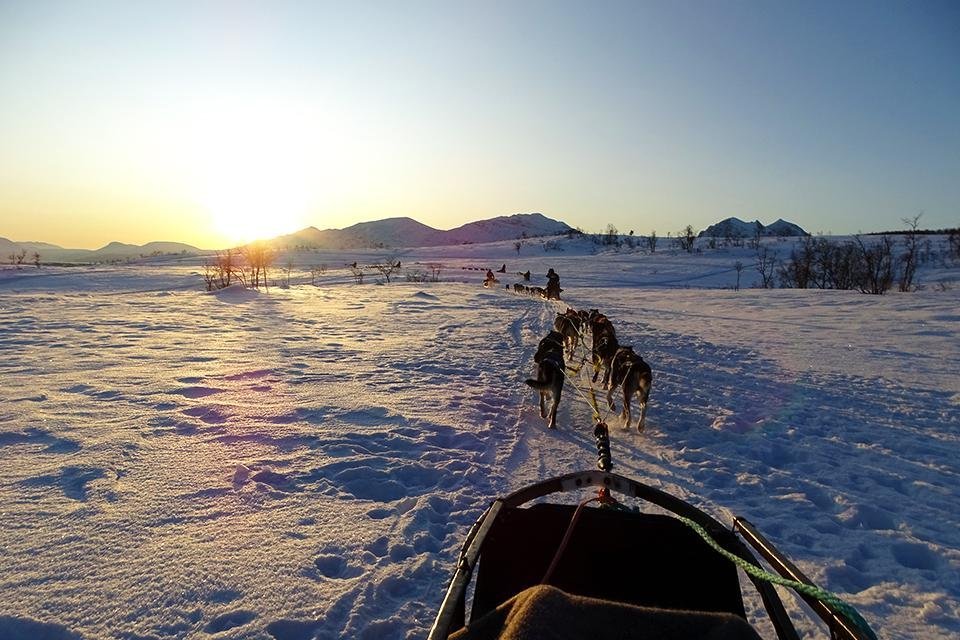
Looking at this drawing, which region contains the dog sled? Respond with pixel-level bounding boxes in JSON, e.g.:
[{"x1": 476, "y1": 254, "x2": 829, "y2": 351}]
[{"x1": 427, "y1": 424, "x2": 876, "y2": 640}]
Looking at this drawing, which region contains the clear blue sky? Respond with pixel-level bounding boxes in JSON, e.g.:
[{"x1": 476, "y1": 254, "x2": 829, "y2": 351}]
[{"x1": 1, "y1": 0, "x2": 958, "y2": 248}]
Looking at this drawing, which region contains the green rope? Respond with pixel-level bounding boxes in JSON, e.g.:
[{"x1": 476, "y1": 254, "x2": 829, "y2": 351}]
[{"x1": 676, "y1": 516, "x2": 878, "y2": 640}]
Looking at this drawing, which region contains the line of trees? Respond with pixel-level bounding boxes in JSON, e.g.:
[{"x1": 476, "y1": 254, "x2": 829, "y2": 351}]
[
  {"x1": 758, "y1": 217, "x2": 950, "y2": 294},
  {"x1": 6, "y1": 249, "x2": 41, "y2": 269},
  {"x1": 202, "y1": 244, "x2": 277, "y2": 291}
]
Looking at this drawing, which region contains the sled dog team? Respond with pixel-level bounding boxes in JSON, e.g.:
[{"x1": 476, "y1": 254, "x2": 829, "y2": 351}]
[
  {"x1": 525, "y1": 308, "x2": 652, "y2": 432},
  {"x1": 510, "y1": 283, "x2": 550, "y2": 299}
]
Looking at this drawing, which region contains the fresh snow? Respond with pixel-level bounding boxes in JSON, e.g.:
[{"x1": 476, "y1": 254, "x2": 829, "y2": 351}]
[{"x1": 1, "y1": 235, "x2": 958, "y2": 639}]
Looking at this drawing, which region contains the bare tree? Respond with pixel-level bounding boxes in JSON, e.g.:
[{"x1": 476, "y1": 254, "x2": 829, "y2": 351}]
[
  {"x1": 373, "y1": 259, "x2": 401, "y2": 283},
  {"x1": 676, "y1": 225, "x2": 696, "y2": 252},
  {"x1": 427, "y1": 262, "x2": 442, "y2": 282},
  {"x1": 646, "y1": 231, "x2": 658, "y2": 253},
  {"x1": 733, "y1": 261, "x2": 744, "y2": 291},
  {"x1": 279, "y1": 258, "x2": 294, "y2": 287},
  {"x1": 854, "y1": 235, "x2": 894, "y2": 295},
  {"x1": 310, "y1": 264, "x2": 327, "y2": 285},
  {"x1": 949, "y1": 228, "x2": 960, "y2": 263},
  {"x1": 603, "y1": 223, "x2": 619, "y2": 246},
  {"x1": 241, "y1": 243, "x2": 275, "y2": 289},
  {"x1": 755, "y1": 245, "x2": 778, "y2": 288},
  {"x1": 203, "y1": 247, "x2": 243, "y2": 291},
  {"x1": 32, "y1": 252, "x2": 41, "y2": 268},
  {"x1": 778, "y1": 237, "x2": 816, "y2": 288},
  {"x1": 349, "y1": 264, "x2": 364, "y2": 284},
  {"x1": 898, "y1": 213, "x2": 922, "y2": 292},
  {"x1": 823, "y1": 241, "x2": 859, "y2": 290},
  {"x1": 514, "y1": 241, "x2": 522, "y2": 255}
]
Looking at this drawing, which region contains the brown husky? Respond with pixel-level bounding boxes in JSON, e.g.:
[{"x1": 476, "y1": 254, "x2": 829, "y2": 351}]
[
  {"x1": 553, "y1": 308, "x2": 583, "y2": 357},
  {"x1": 606, "y1": 346, "x2": 653, "y2": 432},
  {"x1": 590, "y1": 315, "x2": 619, "y2": 389}
]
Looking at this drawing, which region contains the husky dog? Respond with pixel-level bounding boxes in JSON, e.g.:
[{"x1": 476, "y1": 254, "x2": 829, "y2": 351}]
[
  {"x1": 590, "y1": 316, "x2": 618, "y2": 389},
  {"x1": 534, "y1": 331, "x2": 565, "y2": 362},
  {"x1": 606, "y1": 346, "x2": 653, "y2": 431},
  {"x1": 526, "y1": 333, "x2": 566, "y2": 429},
  {"x1": 587, "y1": 309, "x2": 610, "y2": 337},
  {"x1": 553, "y1": 308, "x2": 583, "y2": 357}
]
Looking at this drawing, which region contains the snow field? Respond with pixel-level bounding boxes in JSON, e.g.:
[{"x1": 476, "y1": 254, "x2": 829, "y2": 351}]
[{"x1": 1, "y1": 242, "x2": 958, "y2": 639}]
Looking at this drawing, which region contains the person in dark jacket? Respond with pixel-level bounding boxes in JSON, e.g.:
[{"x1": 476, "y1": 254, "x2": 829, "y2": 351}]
[{"x1": 546, "y1": 268, "x2": 561, "y2": 300}]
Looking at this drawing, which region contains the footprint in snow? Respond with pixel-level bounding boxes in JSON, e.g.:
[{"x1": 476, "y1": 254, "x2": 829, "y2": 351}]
[
  {"x1": 22, "y1": 465, "x2": 110, "y2": 501},
  {"x1": 222, "y1": 369, "x2": 273, "y2": 381},
  {"x1": 838, "y1": 504, "x2": 897, "y2": 530},
  {"x1": 0, "y1": 616, "x2": 82, "y2": 640},
  {"x1": 891, "y1": 542, "x2": 940, "y2": 570},
  {"x1": 176, "y1": 386, "x2": 225, "y2": 399},
  {"x1": 204, "y1": 610, "x2": 257, "y2": 634},
  {"x1": 251, "y1": 469, "x2": 291, "y2": 489},
  {"x1": 313, "y1": 553, "x2": 362, "y2": 579},
  {"x1": 0, "y1": 428, "x2": 80, "y2": 454},
  {"x1": 265, "y1": 618, "x2": 322, "y2": 640},
  {"x1": 182, "y1": 406, "x2": 230, "y2": 424},
  {"x1": 366, "y1": 536, "x2": 389, "y2": 558}
]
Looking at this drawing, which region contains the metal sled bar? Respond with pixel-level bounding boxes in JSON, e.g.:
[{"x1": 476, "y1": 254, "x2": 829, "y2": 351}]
[
  {"x1": 734, "y1": 517, "x2": 871, "y2": 640},
  {"x1": 427, "y1": 500, "x2": 505, "y2": 640}
]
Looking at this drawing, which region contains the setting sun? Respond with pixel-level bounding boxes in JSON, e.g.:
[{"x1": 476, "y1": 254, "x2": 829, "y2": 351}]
[
  {"x1": 177, "y1": 97, "x2": 321, "y2": 245},
  {"x1": 198, "y1": 162, "x2": 311, "y2": 246}
]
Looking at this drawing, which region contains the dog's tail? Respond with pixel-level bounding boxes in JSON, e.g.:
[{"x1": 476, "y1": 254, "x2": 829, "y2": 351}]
[{"x1": 524, "y1": 378, "x2": 551, "y2": 390}]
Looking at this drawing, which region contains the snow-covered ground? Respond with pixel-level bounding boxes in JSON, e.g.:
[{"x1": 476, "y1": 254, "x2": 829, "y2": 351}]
[{"x1": 1, "y1": 236, "x2": 958, "y2": 639}]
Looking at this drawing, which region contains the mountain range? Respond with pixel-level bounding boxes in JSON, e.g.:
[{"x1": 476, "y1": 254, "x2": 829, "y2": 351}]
[
  {"x1": 0, "y1": 238, "x2": 202, "y2": 264},
  {"x1": 2, "y1": 213, "x2": 569, "y2": 263},
  {"x1": 698, "y1": 217, "x2": 808, "y2": 238},
  {"x1": 270, "y1": 212, "x2": 573, "y2": 250},
  {"x1": 3, "y1": 213, "x2": 814, "y2": 264}
]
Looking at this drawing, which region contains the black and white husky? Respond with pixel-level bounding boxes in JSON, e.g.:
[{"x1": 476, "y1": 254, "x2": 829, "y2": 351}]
[{"x1": 525, "y1": 332, "x2": 566, "y2": 429}]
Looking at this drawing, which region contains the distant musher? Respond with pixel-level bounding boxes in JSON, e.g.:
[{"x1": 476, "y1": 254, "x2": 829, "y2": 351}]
[{"x1": 545, "y1": 268, "x2": 561, "y2": 300}]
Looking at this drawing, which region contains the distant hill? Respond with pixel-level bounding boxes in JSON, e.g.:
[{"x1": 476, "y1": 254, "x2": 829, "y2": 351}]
[
  {"x1": 427, "y1": 213, "x2": 572, "y2": 245},
  {"x1": 0, "y1": 237, "x2": 204, "y2": 264},
  {"x1": 272, "y1": 213, "x2": 573, "y2": 250},
  {"x1": 699, "y1": 217, "x2": 808, "y2": 238}
]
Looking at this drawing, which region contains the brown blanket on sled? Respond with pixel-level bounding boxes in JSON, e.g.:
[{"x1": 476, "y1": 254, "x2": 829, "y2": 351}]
[{"x1": 450, "y1": 584, "x2": 761, "y2": 640}]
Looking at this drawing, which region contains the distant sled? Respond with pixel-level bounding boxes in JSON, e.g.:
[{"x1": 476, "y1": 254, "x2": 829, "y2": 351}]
[{"x1": 428, "y1": 425, "x2": 877, "y2": 640}]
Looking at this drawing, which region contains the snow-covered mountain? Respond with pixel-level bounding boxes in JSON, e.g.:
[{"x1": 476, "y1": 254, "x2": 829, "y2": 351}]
[
  {"x1": 272, "y1": 212, "x2": 573, "y2": 249},
  {"x1": 699, "y1": 217, "x2": 808, "y2": 238},
  {"x1": 425, "y1": 212, "x2": 572, "y2": 245}
]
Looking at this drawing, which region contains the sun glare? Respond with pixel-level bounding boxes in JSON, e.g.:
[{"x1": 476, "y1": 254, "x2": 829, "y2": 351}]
[
  {"x1": 178, "y1": 97, "x2": 329, "y2": 246},
  {"x1": 200, "y1": 161, "x2": 311, "y2": 246}
]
